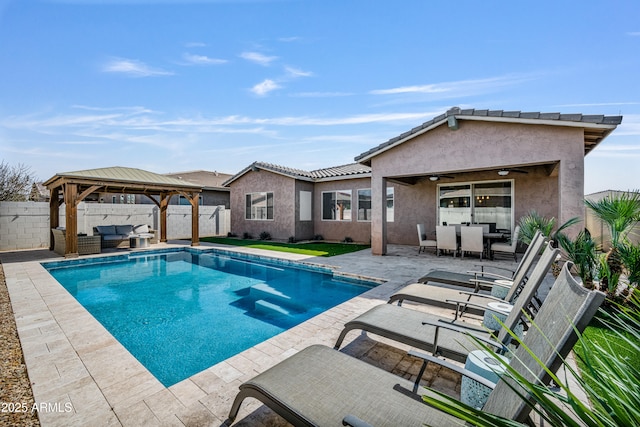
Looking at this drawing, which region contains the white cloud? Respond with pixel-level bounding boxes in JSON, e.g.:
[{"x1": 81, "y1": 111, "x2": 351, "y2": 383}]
[
  {"x1": 626, "y1": 32, "x2": 640, "y2": 36},
  {"x1": 240, "y1": 51, "x2": 278, "y2": 66},
  {"x1": 370, "y1": 74, "x2": 536, "y2": 97},
  {"x1": 250, "y1": 79, "x2": 281, "y2": 96},
  {"x1": 284, "y1": 66, "x2": 313, "y2": 78},
  {"x1": 183, "y1": 53, "x2": 228, "y2": 65},
  {"x1": 102, "y1": 58, "x2": 173, "y2": 77}
]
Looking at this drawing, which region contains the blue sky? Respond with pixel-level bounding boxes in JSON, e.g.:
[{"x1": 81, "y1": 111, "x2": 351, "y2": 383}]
[{"x1": 1, "y1": 0, "x2": 639, "y2": 194}]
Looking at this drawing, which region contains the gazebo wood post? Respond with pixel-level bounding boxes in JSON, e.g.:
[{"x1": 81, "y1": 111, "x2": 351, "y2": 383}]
[
  {"x1": 185, "y1": 192, "x2": 200, "y2": 246},
  {"x1": 64, "y1": 183, "x2": 79, "y2": 258},
  {"x1": 159, "y1": 192, "x2": 170, "y2": 243},
  {"x1": 49, "y1": 186, "x2": 61, "y2": 250}
]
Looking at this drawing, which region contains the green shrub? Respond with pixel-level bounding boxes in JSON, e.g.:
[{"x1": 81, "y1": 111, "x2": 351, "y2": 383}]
[{"x1": 259, "y1": 231, "x2": 272, "y2": 241}]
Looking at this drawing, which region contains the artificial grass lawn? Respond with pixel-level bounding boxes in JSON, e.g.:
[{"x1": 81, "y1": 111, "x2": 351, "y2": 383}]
[
  {"x1": 200, "y1": 237, "x2": 370, "y2": 257},
  {"x1": 573, "y1": 311, "x2": 640, "y2": 406}
]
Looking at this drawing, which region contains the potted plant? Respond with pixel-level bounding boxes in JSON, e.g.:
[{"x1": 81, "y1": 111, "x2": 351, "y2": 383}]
[{"x1": 556, "y1": 229, "x2": 597, "y2": 288}]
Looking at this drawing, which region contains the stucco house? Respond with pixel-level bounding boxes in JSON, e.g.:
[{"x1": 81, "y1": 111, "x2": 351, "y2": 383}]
[
  {"x1": 225, "y1": 107, "x2": 623, "y2": 254},
  {"x1": 359, "y1": 107, "x2": 622, "y2": 254},
  {"x1": 223, "y1": 162, "x2": 373, "y2": 242}
]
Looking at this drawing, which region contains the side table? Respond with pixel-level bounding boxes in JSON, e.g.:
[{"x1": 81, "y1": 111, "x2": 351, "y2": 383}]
[
  {"x1": 460, "y1": 349, "x2": 509, "y2": 409},
  {"x1": 129, "y1": 235, "x2": 151, "y2": 249}
]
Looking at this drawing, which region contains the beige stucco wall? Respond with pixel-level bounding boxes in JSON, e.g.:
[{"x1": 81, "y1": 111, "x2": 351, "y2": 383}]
[
  {"x1": 228, "y1": 171, "x2": 299, "y2": 240},
  {"x1": 370, "y1": 120, "x2": 585, "y2": 254},
  {"x1": 313, "y1": 177, "x2": 372, "y2": 243}
]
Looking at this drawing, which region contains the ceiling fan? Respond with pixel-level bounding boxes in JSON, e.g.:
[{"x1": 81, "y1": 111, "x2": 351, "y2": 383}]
[
  {"x1": 428, "y1": 174, "x2": 455, "y2": 181},
  {"x1": 497, "y1": 168, "x2": 528, "y2": 176}
]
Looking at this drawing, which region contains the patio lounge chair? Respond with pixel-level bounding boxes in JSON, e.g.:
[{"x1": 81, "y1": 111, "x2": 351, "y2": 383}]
[
  {"x1": 388, "y1": 231, "x2": 545, "y2": 312},
  {"x1": 447, "y1": 241, "x2": 558, "y2": 322},
  {"x1": 333, "y1": 242, "x2": 559, "y2": 362},
  {"x1": 226, "y1": 262, "x2": 604, "y2": 426}
]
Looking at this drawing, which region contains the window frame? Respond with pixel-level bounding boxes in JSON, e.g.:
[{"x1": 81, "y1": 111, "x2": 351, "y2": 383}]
[
  {"x1": 357, "y1": 188, "x2": 372, "y2": 222},
  {"x1": 321, "y1": 190, "x2": 352, "y2": 221},
  {"x1": 245, "y1": 191, "x2": 274, "y2": 221}
]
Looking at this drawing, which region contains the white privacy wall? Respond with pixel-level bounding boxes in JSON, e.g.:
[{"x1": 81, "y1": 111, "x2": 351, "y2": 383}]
[{"x1": 0, "y1": 202, "x2": 230, "y2": 251}]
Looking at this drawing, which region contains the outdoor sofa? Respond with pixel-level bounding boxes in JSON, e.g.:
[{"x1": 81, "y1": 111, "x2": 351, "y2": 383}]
[{"x1": 93, "y1": 224, "x2": 156, "y2": 249}]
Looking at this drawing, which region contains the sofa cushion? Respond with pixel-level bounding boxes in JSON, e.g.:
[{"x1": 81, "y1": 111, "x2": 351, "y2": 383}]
[
  {"x1": 133, "y1": 224, "x2": 149, "y2": 234},
  {"x1": 96, "y1": 225, "x2": 116, "y2": 235},
  {"x1": 115, "y1": 225, "x2": 134, "y2": 235},
  {"x1": 103, "y1": 235, "x2": 128, "y2": 241}
]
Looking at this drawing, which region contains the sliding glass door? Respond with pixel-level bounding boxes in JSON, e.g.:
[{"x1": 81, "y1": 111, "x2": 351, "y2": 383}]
[{"x1": 438, "y1": 181, "x2": 513, "y2": 231}]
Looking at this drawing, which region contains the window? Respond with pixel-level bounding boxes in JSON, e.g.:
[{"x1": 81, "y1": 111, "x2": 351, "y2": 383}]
[
  {"x1": 437, "y1": 181, "x2": 512, "y2": 230},
  {"x1": 356, "y1": 188, "x2": 393, "y2": 222},
  {"x1": 322, "y1": 190, "x2": 352, "y2": 221},
  {"x1": 246, "y1": 192, "x2": 274, "y2": 220},
  {"x1": 386, "y1": 187, "x2": 395, "y2": 222},
  {"x1": 357, "y1": 189, "x2": 371, "y2": 221},
  {"x1": 179, "y1": 195, "x2": 203, "y2": 206}
]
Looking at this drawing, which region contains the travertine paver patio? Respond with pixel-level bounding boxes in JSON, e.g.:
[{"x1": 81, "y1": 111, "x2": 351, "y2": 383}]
[{"x1": 1, "y1": 242, "x2": 547, "y2": 426}]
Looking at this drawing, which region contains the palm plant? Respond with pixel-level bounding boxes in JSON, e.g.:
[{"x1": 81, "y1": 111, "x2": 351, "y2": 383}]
[
  {"x1": 585, "y1": 191, "x2": 640, "y2": 295},
  {"x1": 618, "y1": 242, "x2": 640, "y2": 297},
  {"x1": 517, "y1": 210, "x2": 580, "y2": 246}
]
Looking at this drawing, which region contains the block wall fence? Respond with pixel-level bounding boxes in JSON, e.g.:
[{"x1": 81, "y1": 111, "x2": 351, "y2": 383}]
[{"x1": 0, "y1": 202, "x2": 230, "y2": 251}]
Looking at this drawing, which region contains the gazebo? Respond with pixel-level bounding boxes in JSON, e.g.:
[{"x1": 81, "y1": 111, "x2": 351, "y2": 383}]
[{"x1": 43, "y1": 167, "x2": 203, "y2": 257}]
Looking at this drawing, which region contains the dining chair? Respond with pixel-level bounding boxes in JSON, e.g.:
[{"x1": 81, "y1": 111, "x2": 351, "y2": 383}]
[
  {"x1": 436, "y1": 225, "x2": 458, "y2": 257},
  {"x1": 461, "y1": 226, "x2": 485, "y2": 259},
  {"x1": 416, "y1": 224, "x2": 437, "y2": 254},
  {"x1": 491, "y1": 225, "x2": 521, "y2": 261}
]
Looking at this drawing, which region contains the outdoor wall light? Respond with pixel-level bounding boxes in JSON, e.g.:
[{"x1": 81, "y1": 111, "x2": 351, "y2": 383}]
[
  {"x1": 429, "y1": 176, "x2": 440, "y2": 181},
  {"x1": 498, "y1": 169, "x2": 510, "y2": 176}
]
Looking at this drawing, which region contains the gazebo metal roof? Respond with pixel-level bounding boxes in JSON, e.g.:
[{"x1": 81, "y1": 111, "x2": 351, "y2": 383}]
[{"x1": 44, "y1": 166, "x2": 203, "y2": 257}]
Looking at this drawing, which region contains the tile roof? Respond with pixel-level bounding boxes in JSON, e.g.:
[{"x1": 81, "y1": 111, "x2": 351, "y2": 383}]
[
  {"x1": 222, "y1": 161, "x2": 371, "y2": 186},
  {"x1": 355, "y1": 107, "x2": 623, "y2": 163}
]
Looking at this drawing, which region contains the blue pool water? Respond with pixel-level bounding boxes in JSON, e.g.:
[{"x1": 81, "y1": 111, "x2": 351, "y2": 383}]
[{"x1": 43, "y1": 248, "x2": 376, "y2": 387}]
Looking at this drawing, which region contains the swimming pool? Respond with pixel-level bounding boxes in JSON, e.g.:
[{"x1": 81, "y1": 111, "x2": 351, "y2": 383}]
[{"x1": 43, "y1": 248, "x2": 377, "y2": 387}]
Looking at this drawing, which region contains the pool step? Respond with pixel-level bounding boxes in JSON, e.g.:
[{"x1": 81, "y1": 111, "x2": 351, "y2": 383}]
[
  {"x1": 254, "y1": 299, "x2": 298, "y2": 317},
  {"x1": 249, "y1": 283, "x2": 305, "y2": 312}
]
